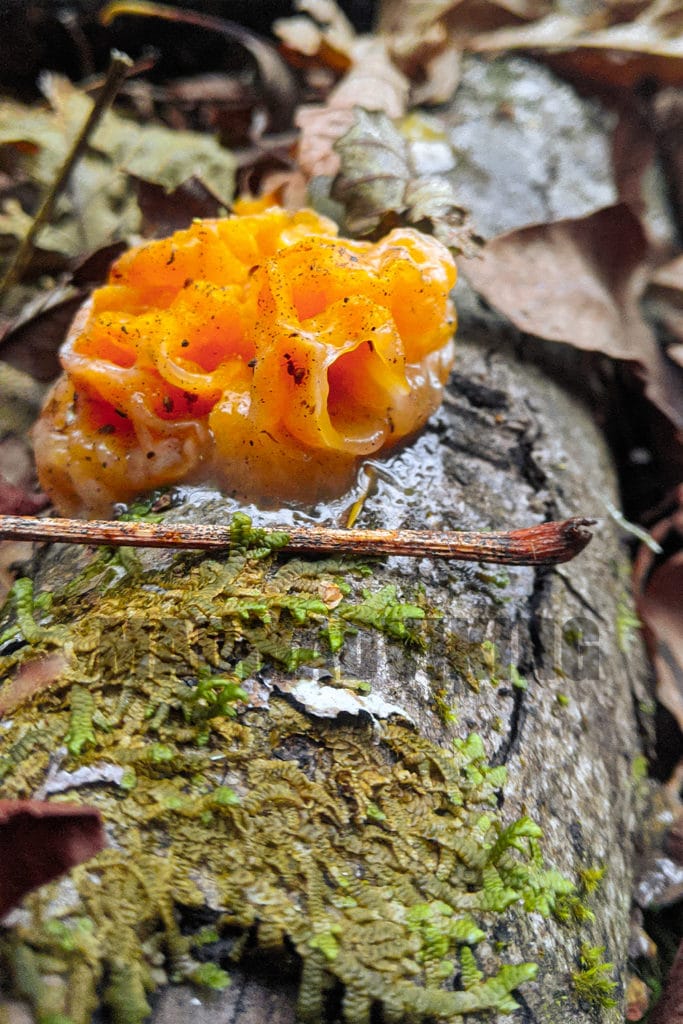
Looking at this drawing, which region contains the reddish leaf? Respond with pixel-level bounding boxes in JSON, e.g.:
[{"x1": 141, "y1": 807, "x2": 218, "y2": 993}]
[
  {"x1": 649, "y1": 938, "x2": 683, "y2": 1024},
  {"x1": 0, "y1": 476, "x2": 48, "y2": 516},
  {"x1": 633, "y1": 486, "x2": 683, "y2": 733},
  {"x1": 0, "y1": 800, "x2": 105, "y2": 917},
  {"x1": 462, "y1": 203, "x2": 683, "y2": 430},
  {"x1": 0, "y1": 652, "x2": 69, "y2": 716}
]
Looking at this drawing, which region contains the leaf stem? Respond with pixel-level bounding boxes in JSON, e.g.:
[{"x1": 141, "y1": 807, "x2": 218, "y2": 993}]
[
  {"x1": 0, "y1": 515, "x2": 595, "y2": 566},
  {"x1": 0, "y1": 50, "x2": 133, "y2": 296}
]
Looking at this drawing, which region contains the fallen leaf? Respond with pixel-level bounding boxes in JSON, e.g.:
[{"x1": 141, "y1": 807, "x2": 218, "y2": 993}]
[
  {"x1": 274, "y1": 0, "x2": 356, "y2": 73},
  {"x1": 646, "y1": 255, "x2": 683, "y2": 365},
  {"x1": 0, "y1": 290, "x2": 84, "y2": 380},
  {"x1": 0, "y1": 800, "x2": 105, "y2": 918},
  {"x1": 633, "y1": 487, "x2": 683, "y2": 736},
  {"x1": 0, "y1": 653, "x2": 69, "y2": 715},
  {"x1": 295, "y1": 105, "x2": 357, "y2": 178},
  {"x1": 378, "y1": 0, "x2": 551, "y2": 105},
  {"x1": 650, "y1": 255, "x2": 683, "y2": 298},
  {"x1": 331, "y1": 107, "x2": 481, "y2": 254},
  {"x1": 462, "y1": 203, "x2": 683, "y2": 430},
  {"x1": 43, "y1": 73, "x2": 236, "y2": 202},
  {"x1": 469, "y1": 1, "x2": 683, "y2": 88},
  {"x1": 649, "y1": 938, "x2": 683, "y2": 1024},
  {"x1": 653, "y1": 89, "x2": 683, "y2": 233},
  {"x1": 296, "y1": 37, "x2": 409, "y2": 178},
  {"x1": 0, "y1": 72, "x2": 235, "y2": 267}
]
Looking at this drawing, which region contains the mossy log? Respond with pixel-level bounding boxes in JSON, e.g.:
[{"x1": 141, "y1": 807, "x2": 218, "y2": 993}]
[{"x1": 0, "y1": 303, "x2": 650, "y2": 1024}]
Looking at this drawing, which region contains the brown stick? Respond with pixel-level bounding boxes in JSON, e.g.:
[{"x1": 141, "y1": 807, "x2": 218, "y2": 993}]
[{"x1": 0, "y1": 515, "x2": 595, "y2": 566}]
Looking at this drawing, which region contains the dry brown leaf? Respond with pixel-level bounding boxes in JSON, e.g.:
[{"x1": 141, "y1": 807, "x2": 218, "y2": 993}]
[
  {"x1": 649, "y1": 254, "x2": 683, "y2": 298},
  {"x1": 646, "y1": 254, "x2": 683, "y2": 366},
  {"x1": 0, "y1": 652, "x2": 69, "y2": 715},
  {"x1": 378, "y1": 0, "x2": 551, "y2": 104},
  {"x1": 633, "y1": 485, "x2": 683, "y2": 745},
  {"x1": 649, "y1": 938, "x2": 683, "y2": 1024},
  {"x1": 0, "y1": 800, "x2": 105, "y2": 917},
  {"x1": 469, "y1": 0, "x2": 683, "y2": 87},
  {"x1": 462, "y1": 203, "x2": 683, "y2": 430}
]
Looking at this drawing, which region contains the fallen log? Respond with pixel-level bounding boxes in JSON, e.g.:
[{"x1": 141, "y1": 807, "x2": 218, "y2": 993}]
[{"x1": 0, "y1": 321, "x2": 649, "y2": 1024}]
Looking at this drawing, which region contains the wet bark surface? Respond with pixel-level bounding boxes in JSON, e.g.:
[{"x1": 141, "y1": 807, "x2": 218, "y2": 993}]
[{"x1": 1, "y1": 315, "x2": 650, "y2": 1024}]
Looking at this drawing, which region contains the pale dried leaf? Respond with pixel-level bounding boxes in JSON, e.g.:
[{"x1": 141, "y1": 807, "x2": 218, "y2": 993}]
[
  {"x1": 274, "y1": 0, "x2": 356, "y2": 63},
  {"x1": 332, "y1": 107, "x2": 480, "y2": 254},
  {"x1": 404, "y1": 176, "x2": 482, "y2": 254},
  {"x1": 411, "y1": 43, "x2": 463, "y2": 105},
  {"x1": 296, "y1": 105, "x2": 357, "y2": 177},
  {"x1": 296, "y1": 38, "x2": 409, "y2": 178},
  {"x1": 275, "y1": 15, "x2": 329, "y2": 57},
  {"x1": 649, "y1": 254, "x2": 683, "y2": 298},
  {"x1": 469, "y1": 1, "x2": 683, "y2": 81}
]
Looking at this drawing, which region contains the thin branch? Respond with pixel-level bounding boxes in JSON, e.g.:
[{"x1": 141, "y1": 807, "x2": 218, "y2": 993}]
[
  {"x1": 0, "y1": 515, "x2": 595, "y2": 566},
  {"x1": 0, "y1": 50, "x2": 133, "y2": 296}
]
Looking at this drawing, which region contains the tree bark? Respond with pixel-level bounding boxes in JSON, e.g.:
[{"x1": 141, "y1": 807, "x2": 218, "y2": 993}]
[{"x1": 0, "y1": 315, "x2": 650, "y2": 1024}]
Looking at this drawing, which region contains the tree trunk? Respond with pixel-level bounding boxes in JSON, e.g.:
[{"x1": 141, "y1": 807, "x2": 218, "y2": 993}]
[{"x1": 0, "y1": 313, "x2": 650, "y2": 1024}]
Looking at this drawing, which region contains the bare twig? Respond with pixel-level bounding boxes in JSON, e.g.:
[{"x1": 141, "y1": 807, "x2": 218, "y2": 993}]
[
  {"x1": 0, "y1": 515, "x2": 595, "y2": 566},
  {"x1": 0, "y1": 50, "x2": 133, "y2": 296}
]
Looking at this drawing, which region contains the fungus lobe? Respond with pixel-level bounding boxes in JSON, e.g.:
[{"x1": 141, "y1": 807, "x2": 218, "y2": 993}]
[{"x1": 34, "y1": 206, "x2": 457, "y2": 517}]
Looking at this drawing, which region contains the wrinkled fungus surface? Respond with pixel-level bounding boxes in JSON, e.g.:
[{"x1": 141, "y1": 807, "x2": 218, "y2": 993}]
[{"x1": 34, "y1": 206, "x2": 457, "y2": 516}]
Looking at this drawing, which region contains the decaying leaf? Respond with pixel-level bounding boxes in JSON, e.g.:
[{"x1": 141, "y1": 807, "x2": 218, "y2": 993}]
[
  {"x1": 0, "y1": 800, "x2": 105, "y2": 917},
  {"x1": 331, "y1": 107, "x2": 481, "y2": 254},
  {"x1": 646, "y1": 255, "x2": 683, "y2": 367},
  {"x1": 462, "y1": 203, "x2": 683, "y2": 429},
  {"x1": 469, "y1": 0, "x2": 683, "y2": 87},
  {"x1": 649, "y1": 938, "x2": 683, "y2": 1024},
  {"x1": 633, "y1": 487, "x2": 683, "y2": 736},
  {"x1": 44, "y1": 73, "x2": 235, "y2": 202},
  {"x1": 379, "y1": 0, "x2": 552, "y2": 104}
]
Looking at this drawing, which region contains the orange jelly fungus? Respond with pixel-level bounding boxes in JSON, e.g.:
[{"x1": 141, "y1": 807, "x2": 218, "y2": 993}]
[{"x1": 34, "y1": 206, "x2": 457, "y2": 517}]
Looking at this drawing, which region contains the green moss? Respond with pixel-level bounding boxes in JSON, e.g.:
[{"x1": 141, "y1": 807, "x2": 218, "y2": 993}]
[
  {"x1": 0, "y1": 515, "x2": 583, "y2": 1022},
  {"x1": 572, "y1": 944, "x2": 618, "y2": 1008}
]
